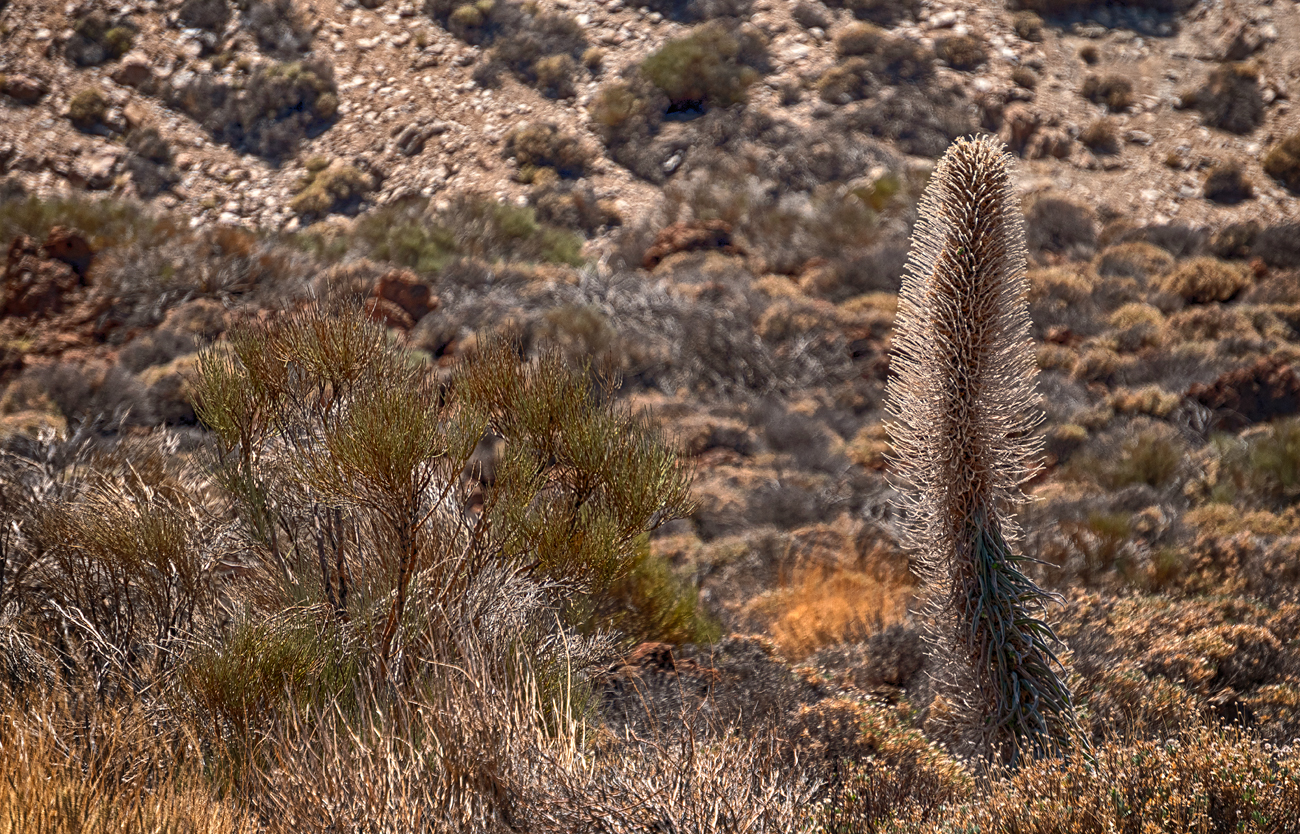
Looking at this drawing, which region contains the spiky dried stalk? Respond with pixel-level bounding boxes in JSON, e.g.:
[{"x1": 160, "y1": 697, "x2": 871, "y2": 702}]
[{"x1": 886, "y1": 135, "x2": 1078, "y2": 766}]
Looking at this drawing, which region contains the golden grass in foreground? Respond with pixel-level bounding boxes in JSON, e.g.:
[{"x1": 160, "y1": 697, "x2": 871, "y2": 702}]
[{"x1": 0, "y1": 698, "x2": 252, "y2": 834}]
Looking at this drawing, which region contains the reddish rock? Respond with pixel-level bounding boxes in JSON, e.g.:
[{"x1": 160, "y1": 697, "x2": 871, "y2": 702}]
[
  {"x1": 0, "y1": 74, "x2": 48, "y2": 104},
  {"x1": 3, "y1": 235, "x2": 83, "y2": 319},
  {"x1": 371, "y1": 269, "x2": 436, "y2": 324},
  {"x1": 41, "y1": 226, "x2": 94, "y2": 278},
  {"x1": 110, "y1": 52, "x2": 154, "y2": 88},
  {"x1": 363, "y1": 296, "x2": 414, "y2": 330},
  {"x1": 642, "y1": 220, "x2": 742, "y2": 270},
  {"x1": 1188, "y1": 355, "x2": 1300, "y2": 430}
]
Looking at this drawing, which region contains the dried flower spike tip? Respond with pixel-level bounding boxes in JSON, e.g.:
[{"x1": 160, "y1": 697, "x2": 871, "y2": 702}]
[{"x1": 886, "y1": 135, "x2": 1079, "y2": 766}]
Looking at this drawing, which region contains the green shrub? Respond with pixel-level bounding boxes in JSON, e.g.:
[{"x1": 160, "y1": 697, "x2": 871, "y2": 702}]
[
  {"x1": 289, "y1": 161, "x2": 375, "y2": 217},
  {"x1": 532, "y1": 180, "x2": 620, "y2": 233},
  {"x1": 181, "y1": 609, "x2": 362, "y2": 738},
  {"x1": 833, "y1": 85, "x2": 972, "y2": 157},
  {"x1": 1212, "y1": 418, "x2": 1300, "y2": 506},
  {"x1": 243, "y1": 0, "x2": 314, "y2": 58},
  {"x1": 1095, "y1": 241, "x2": 1175, "y2": 279},
  {"x1": 835, "y1": 29, "x2": 933, "y2": 83},
  {"x1": 641, "y1": 21, "x2": 767, "y2": 111},
  {"x1": 353, "y1": 213, "x2": 458, "y2": 274},
  {"x1": 1156, "y1": 256, "x2": 1250, "y2": 303},
  {"x1": 504, "y1": 122, "x2": 593, "y2": 178},
  {"x1": 1024, "y1": 194, "x2": 1098, "y2": 256},
  {"x1": 430, "y1": 0, "x2": 588, "y2": 95},
  {"x1": 345, "y1": 195, "x2": 585, "y2": 271},
  {"x1": 191, "y1": 303, "x2": 695, "y2": 671},
  {"x1": 639, "y1": 0, "x2": 753, "y2": 21},
  {"x1": 176, "y1": 59, "x2": 338, "y2": 160},
  {"x1": 1081, "y1": 421, "x2": 1189, "y2": 490},
  {"x1": 1262, "y1": 131, "x2": 1300, "y2": 193},
  {"x1": 125, "y1": 126, "x2": 178, "y2": 197},
  {"x1": 66, "y1": 88, "x2": 108, "y2": 129},
  {"x1": 65, "y1": 11, "x2": 136, "y2": 66}
]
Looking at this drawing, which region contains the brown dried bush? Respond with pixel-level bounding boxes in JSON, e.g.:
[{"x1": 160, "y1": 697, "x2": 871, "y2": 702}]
[
  {"x1": 1202, "y1": 161, "x2": 1254, "y2": 203},
  {"x1": 1095, "y1": 241, "x2": 1175, "y2": 280},
  {"x1": 1156, "y1": 256, "x2": 1250, "y2": 303},
  {"x1": 504, "y1": 122, "x2": 593, "y2": 179},
  {"x1": 934, "y1": 34, "x2": 987, "y2": 71},
  {"x1": 1183, "y1": 62, "x2": 1264, "y2": 134},
  {"x1": 1262, "y1": 131, "x2": 1300, "y2": 193},
  {"x1": 1080, "y1": 73, "x2": 1134, "y2": 112}
]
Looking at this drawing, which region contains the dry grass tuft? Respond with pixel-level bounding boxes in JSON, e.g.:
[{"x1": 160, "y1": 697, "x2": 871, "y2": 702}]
[{"x1": 1157, "y1": 256, "x2": 1251, "y2": 303}]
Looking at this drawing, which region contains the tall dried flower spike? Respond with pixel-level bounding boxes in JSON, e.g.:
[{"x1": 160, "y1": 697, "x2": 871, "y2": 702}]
[{"x1": 886, "y1": 135, "x2": 1079, "y2": 767}]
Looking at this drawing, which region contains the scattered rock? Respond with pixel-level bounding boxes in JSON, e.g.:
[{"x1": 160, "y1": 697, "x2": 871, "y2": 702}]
[
  {"x1": 0, "y1": 74, "x2": 48, "y2": 104},
  {"x1": 392, "y1": 120, "x2": 448, "y2": 157},
  {"x1": 72, "y1": 152, "x2": 120, "y2": 190},
  {"x1": 110, "y1": 51, "x2": 155, "y2": 88},
  {"x1": 2, "y1": 229, "x2": 92, "y2": 319}
]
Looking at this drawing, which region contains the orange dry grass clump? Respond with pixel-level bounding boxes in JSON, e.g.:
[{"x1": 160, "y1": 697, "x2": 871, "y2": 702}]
[{"x1": 761, "y1": 562, "x2": 913, "y2": 660}]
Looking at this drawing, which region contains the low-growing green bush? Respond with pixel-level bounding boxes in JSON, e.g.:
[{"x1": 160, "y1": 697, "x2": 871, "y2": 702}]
[
  {"x1": 532, "y1": 180, "x2": 621, "y2": 233},
  {"x1": 125, "y1": 126, "x2": 178, "y2": 197},
  {"x1": 832, "y1": 85, "x2": 973, "y2": 157},
  {"x1": 243, "y1": 0, "x2": 314, "y2": 58},
  {"x1": 639, "y1": 0, "x2": 753, "y2": 21},
  {"x1": 1080, "y1": 117, "x2": 1120, "y2": 153},
  {"x1": 1024, "y1": 194, "x2": 1098, "y2": 257},
  {"x1": 64, "y1": 10, "x2": 136, "y2": 66},
  {"x1": 178, "y1": 0, "x2": 231, "y2": 30},
  {"x1": 337, "y1": 195, "x2": 585, "y2": 272},
  {"x1": 1094, "y1": 241, "x2": 1175, "y2": 280},
  {"x1": 430, "y1": 0, "x2": 588, "y2": 96},
  {"x1": 641, "y1": 21, "x2": 768, "y2": 112},
  {"x1": 817, "y1": 57, "x2": 876, "y2": 104},
  {"x1": 504, "y1": 122, "x2": 593, "y2": 179},
  {"x1": 289, "y1": 161, "x2": 375, "y2": 217},
  {"x1": 66, "y1": 88, "x2": 108, "y2": 130},
  {"x1": 1069, "y1": 420, "x2": 1190, "y2": 490},
  {"x1": 834, "y1": 21, "x2": 886, "y2": 57},
  {"x1": 1013, "y1": 10, "x2": 1045, "y2": 41},
  {"x1": 170, "y1": 59, "x2": 338, "y2": 160}
]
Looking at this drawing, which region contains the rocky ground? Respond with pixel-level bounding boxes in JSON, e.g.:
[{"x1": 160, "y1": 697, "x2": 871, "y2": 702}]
[
  {"x1": 3, "y1": 3, "x2": 1300, "y2": 822},
  {"x1": 1, "y1": 0, "x2": 1298, "y2": 239}
]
